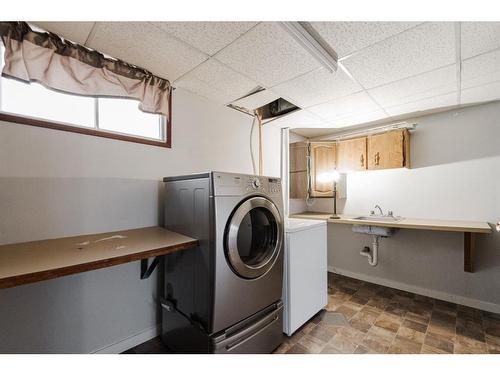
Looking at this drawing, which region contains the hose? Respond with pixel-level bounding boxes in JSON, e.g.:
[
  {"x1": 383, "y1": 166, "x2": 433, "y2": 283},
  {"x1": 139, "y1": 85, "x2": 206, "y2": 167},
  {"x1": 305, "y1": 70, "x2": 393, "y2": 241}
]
[{"x1": 250, "y1": 114, "x2": 257, "y2": 175}]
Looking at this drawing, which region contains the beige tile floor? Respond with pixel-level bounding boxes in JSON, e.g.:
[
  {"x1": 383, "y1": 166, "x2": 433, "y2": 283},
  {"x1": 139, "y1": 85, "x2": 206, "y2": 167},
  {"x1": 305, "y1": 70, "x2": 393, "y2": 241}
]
[{"x1": 274, "y1": 273, "x2": 500, "y2": 354}]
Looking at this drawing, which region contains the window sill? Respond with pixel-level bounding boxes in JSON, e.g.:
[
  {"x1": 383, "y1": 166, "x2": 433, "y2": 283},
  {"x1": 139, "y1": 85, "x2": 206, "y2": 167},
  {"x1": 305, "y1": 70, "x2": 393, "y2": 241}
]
[{"x1": 0, "y1": 112, "x2": 171, "y2": 148}]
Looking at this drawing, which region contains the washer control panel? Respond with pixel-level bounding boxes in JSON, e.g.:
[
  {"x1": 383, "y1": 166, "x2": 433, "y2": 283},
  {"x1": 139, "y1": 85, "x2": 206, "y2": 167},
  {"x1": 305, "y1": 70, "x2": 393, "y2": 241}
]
[{"x1": 214, "y1": 172, "x2": 281, "y2": 196}]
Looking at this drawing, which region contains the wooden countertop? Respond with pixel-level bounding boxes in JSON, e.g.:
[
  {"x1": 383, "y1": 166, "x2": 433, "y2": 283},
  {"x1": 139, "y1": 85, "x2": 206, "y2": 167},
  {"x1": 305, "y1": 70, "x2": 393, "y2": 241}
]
[
  {"x1": 0, "y1": 227, "x2": 198, "y2": 289},
  {"x1": 290, "y1": 212, "x2": 492, "y2": 233}
]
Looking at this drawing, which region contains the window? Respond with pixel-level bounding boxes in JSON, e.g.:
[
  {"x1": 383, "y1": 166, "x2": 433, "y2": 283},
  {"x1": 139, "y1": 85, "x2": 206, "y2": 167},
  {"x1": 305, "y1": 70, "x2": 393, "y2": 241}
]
[{"x1": 0, "y1": 46, "x2": 169, "y2": 147}]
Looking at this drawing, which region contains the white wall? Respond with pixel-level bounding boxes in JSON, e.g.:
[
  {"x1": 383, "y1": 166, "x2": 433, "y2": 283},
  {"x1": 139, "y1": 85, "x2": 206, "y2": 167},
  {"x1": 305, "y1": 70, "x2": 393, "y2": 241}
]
[
  {"x1": 0, "y1": 88, "x2": 269, "y2": 353},
  {"x1": 320, "y1": 102, "x2": 500, "y2": 312}
]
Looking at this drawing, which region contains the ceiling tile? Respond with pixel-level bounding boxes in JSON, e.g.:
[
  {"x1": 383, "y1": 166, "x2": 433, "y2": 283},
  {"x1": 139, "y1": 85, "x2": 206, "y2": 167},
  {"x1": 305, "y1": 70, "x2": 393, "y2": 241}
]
[
  {"x1": 342, "y1": 22, "x2": 456, "y2": 89},
  {"x1": 270, "y1": 67, "x2": 362, "y2": 108},
  {"x1": 331, "y1": 109, "x2": 387, "y2": 128},
  {"x1": 265, "y1": 109, "x2": 330, "y2": 128},
  {"x1": 461, "y1": 81, "x2": 500, "y2": 105},
  {"x1": 461, "y1": 49, "x2": 500, "y2": 89},
  {"x1": 151, "y1": 22, "x2": 258, "y2": 56},
  {"x1": 308, "y1": 91, "x2": 381, "y2": 121},
  {"x1": 230, "y1": 89, "x2": 280, "y2": 111},
  {"x1": 461, "y1": 22, "x2": 500, "y2": 59},
  {"x1": 33, "y1": 22, "x2": 95, "y2": 45},
  {"x1": 174, "y1": 59, "x2": 258, "y2": 104},
  {"x1": 368, "y1": 65, "x2": 457, "y2": 108},
  {"x1": 88, "y1": 22, "x2": 207, "y2": 81},
  {"x1": 309, "y1": 22, "x2": 421, "y2": 58},
  {"x1": 215, "y1": 22, "x2": 321, "y2": 87},
  {"x1": 384, "y1": 92, "x2": 457, "y2": 117}
]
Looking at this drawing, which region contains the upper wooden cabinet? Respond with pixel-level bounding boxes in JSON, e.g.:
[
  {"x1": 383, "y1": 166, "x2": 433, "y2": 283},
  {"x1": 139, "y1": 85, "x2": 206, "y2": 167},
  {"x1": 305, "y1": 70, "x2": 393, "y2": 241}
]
[
  {"x1": 310, "y1": 142, "x2": 336, "y2": 197},
  {"x1": 367, "y1": 129, "x2": 410, "y2": 170},
  {"x1": 289, "y1": 142, "x2": 308, "y2": 173},
  {"x1": 337, "y1": 137, "x2": 367, "y2": 172}
]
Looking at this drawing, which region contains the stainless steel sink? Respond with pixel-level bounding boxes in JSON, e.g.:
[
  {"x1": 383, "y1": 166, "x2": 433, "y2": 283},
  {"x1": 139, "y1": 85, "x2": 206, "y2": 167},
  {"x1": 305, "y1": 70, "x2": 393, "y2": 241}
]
[{"x1": 353, "y1": 215, "x2": 403, "y2": 222}]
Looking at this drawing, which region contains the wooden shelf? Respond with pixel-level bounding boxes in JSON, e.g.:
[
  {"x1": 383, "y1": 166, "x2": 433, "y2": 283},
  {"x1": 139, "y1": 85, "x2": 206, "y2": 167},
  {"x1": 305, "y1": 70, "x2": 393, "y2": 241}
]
[
  {"x1": 290, "y1": 212, "x2": 492, "y2": 273},
  {"x1": 0, "y1": 227, "x2": 198, "y2": 289}
]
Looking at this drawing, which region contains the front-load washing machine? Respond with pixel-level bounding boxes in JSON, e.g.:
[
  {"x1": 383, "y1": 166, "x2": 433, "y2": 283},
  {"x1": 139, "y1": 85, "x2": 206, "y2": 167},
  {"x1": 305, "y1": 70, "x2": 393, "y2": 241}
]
[{"x1": 161, "y1": 171, "x2": 284, "y2": 353}]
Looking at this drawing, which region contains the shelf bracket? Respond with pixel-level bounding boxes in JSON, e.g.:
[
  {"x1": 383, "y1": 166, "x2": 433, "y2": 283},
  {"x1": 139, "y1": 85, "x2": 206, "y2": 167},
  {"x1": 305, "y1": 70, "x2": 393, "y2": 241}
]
[
  {"x1": 464, "y1": 232, "x2": 476, "y2": 273},
  {"x1": 140, "y1": 256, "x2": 161, "y2": 279}
]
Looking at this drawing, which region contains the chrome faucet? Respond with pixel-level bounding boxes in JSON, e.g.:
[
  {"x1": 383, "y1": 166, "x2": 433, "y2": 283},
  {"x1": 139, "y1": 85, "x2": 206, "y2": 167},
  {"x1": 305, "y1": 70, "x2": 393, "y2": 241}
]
[{"x1": 374, "y1": 205, "x2": 384, "y2": 216}]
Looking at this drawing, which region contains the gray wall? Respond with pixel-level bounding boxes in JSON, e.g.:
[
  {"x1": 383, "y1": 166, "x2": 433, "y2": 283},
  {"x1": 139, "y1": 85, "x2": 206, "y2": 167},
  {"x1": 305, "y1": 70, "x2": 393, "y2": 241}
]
[
  {"x1": 0, "y1": 88, "x2": 259, "y2": 353},
  {"x1": 323, "y1": 102, "x2": 500, "y2": 312}
]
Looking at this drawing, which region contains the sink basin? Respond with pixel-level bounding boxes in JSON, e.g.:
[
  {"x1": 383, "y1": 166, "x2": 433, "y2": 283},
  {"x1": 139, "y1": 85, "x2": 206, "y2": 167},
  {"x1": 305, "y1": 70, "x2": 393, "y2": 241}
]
[
  {"x1": 353, "y1": 215, "x2": 403, "y2": 222},
  {"x1": 352, "y1": 225, "x2": 396, "y2": 236}
]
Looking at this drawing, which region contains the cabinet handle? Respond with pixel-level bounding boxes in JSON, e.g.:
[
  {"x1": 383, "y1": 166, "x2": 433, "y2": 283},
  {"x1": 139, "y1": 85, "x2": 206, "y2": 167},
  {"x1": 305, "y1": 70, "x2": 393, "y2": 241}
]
[
  {"x1": 360, "y1": 154, "x2": 364, "y2": 167},
  {"x1": 374, "y1": 152, "x2": 380, "y2": 166}
]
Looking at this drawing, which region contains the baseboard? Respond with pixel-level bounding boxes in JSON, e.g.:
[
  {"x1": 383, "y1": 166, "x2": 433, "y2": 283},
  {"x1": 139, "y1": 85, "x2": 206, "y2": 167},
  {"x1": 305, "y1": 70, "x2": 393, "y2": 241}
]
[
  {"x1": 91, "y1": 324, "x2": 161, "y2": 354},
  {"x1": 328, "y1": 266, "x2": 500, "y2": 315}
]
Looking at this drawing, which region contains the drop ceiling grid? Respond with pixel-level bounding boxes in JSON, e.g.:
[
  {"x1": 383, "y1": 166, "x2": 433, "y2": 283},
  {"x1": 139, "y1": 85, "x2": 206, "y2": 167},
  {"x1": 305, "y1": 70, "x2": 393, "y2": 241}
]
[
  {"x1": 87, "y1": 22, "x2": 209, "y2": 81},
  {"x1": 309, "y1": 21, "x2": 423, "y2": 59},
  {"x1": 174, "y1": 58, "x2": 260, "y2": 105},
  {"x1": 33, "y1": 22, "x2": 95, "y2": 46},
  {"x1": 150, "y1": 22, "x2": 260, "y2": 56},
  {"x1": 340, "y1": 22, "x2": 457, "y2": 89},
  {"x1": 214, "y1": 22, "x2": 322, "y2": 88}
]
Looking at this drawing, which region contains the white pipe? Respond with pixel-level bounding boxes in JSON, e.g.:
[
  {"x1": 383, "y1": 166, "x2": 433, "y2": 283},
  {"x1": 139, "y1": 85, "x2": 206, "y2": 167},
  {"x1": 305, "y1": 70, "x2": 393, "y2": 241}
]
[{"x1": 360, "y1": 235, "x2": 379, "y2": 266}]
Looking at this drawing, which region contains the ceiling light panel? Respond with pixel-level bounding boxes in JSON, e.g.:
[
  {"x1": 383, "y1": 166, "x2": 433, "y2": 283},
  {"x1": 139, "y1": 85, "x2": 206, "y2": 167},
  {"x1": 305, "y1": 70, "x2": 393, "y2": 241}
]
[
  {"x1": 271, "y1": 67, "x2": 362, "y2": 108},
  {"x1": 151, "y1": 22, "x2": 258, "y2": 56},
  {"x1": 175, "y1": 59, "x2": 259, "y2": 104},
  {"x1": 461, "y1": 49, "x2": 500, "y2": 89},
  {"x1": 33, "y1": 22, "x2": 95, "y2": 45},
  {"x1": 341, "y1": 22, "x2": 456, "y2": 89},
  {"x1": 309, "y1": 22, "x2": 421, "y2": 58},
  {"x1": 88, "y1": 22, "x2": 207, "y2": 81},
  {"x1": 307, "y1": 91, "x2": 381, "y2": 121},
  {"x1": 368, "y1": 65, "x2": 457, "y2": 108},
  {"x1": 461, "y1": 22, "x2": 500, "y2": 60},
  {"x1": 215, "y1": 22, "x2": 321, "y2": 87}
]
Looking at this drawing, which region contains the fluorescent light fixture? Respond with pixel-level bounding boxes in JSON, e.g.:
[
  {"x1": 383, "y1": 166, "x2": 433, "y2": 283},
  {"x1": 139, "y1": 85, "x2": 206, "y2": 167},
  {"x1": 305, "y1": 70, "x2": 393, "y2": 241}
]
[{"x1": 280, "y1": 22, "x2": 338, "y2": 73}]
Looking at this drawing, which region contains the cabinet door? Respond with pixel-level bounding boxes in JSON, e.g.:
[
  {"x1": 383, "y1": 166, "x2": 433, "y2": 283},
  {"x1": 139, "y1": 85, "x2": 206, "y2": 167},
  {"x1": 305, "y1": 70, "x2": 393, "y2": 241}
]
[
  {"x1": 289, "y1": 142, "x2": 308, "y2": 173},
  {"x1": 310, "y1": 142, "x2": 336, "y2": 197},
  {"x1": 367, "y1": 130, "x2": 410, "y2": 170},
  {"x1": 337, "y1": 137, "x2": 367, "y2": 172},
  {"x1": 289, "y1": 171, "x2": 308, "y2": 199}
]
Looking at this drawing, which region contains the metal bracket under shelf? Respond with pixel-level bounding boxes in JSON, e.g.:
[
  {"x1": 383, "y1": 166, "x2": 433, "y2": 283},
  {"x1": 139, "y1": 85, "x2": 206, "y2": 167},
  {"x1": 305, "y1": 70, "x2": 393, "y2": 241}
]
[{"x1": 140, "y1": 256, "x2": 161, "y2": 279}]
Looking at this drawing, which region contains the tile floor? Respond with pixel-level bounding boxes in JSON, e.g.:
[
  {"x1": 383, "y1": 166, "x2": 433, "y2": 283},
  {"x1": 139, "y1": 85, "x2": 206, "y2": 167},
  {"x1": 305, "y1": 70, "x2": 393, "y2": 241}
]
[
  {"x1": 124, "y1": 273, "x2": 500, "y2": 354},
  {"x1": 275, "y1": 273, "x2": 500, "y2": 354}
]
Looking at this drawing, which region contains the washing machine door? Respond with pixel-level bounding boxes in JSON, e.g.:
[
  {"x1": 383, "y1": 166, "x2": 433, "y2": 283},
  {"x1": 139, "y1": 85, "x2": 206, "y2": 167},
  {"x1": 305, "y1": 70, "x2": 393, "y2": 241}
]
[{"x1": 225, "y1": 196, "x2": 283, "y2": 279}]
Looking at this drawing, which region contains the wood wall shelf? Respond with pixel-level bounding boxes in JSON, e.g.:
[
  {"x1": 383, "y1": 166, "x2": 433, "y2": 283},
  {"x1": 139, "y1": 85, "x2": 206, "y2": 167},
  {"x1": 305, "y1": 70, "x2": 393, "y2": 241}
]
[
  {"x1": 0, "y1": 227, "x2": 198, "y2": 289},
  {"x1": 290, "y1": 212, "x2": 492, "y2": 273}
]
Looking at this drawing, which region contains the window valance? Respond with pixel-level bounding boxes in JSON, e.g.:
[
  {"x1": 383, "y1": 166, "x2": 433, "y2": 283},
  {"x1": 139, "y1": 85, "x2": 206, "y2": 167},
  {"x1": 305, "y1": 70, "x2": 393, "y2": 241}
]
[{"x1": 0, "y1": 22, "x2": 171, "y2": 117}]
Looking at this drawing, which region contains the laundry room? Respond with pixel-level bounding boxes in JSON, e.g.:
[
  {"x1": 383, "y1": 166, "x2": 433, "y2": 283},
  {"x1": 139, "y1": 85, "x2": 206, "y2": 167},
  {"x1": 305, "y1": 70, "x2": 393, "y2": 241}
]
[{"x1": 1, "y1": 1, "x2": 500, "y2": 374}]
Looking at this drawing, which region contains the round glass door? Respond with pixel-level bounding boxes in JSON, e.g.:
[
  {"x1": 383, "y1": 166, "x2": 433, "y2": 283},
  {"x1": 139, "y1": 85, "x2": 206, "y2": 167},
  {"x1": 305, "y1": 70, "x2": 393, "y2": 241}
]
[{"x1": 225, "y1": 196, "x2": 283, "y2": 279}]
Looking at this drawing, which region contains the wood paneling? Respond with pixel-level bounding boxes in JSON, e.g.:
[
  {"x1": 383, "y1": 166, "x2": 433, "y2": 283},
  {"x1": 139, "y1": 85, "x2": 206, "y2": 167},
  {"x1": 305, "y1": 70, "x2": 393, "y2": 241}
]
[
  {"x1": 289, "y1": 141, "x2": 308, "y2": 172},
  {"x1": 290, "y1": 171, "x2": 308, "y2": 199},
  {"x1": 367, "y1": 129, "x2": 410, "y2": 170},
  {"x1": 0, "y1": 227, "x2": 197, "y2": 289},
  {"x1": 310, "y1": 142, "x2": 336, "y2": 197},
  {"x1": 337, "y1": 137, "x2": 367, "y2": 172}
]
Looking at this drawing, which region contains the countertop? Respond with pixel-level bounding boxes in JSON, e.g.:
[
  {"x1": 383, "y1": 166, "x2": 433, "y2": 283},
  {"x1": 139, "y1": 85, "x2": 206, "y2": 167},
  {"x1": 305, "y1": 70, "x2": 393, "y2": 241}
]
[
  {"x1": 0, "y1": 226, "x2": 198, "y2": 289},
  {"x1": 290, "y1": 212, "x2": 492, "y2": 233}
]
